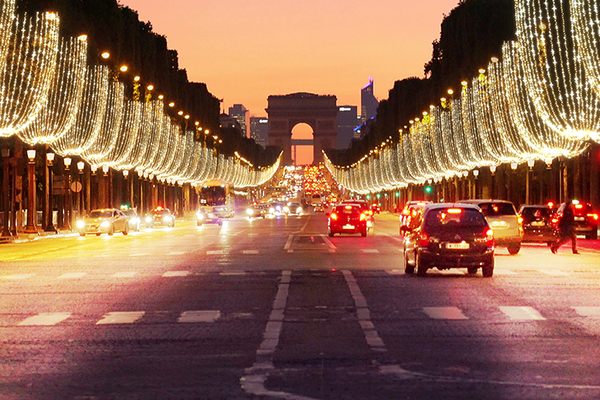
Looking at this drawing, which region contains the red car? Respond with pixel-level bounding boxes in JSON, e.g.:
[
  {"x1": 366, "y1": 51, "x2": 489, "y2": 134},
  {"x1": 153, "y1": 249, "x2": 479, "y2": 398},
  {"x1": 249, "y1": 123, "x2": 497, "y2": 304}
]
[{"x1": 328, "y1": 204, "x2": 368, "y2": 237}]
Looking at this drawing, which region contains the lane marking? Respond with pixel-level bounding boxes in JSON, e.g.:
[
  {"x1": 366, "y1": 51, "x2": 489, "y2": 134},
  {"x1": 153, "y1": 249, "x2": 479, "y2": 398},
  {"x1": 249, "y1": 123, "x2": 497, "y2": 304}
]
[
  {"x1": 129, "y1": 253, "x2": 149, "y2": 257},
  {"x1": 207, "y1": 250, "x2": 224, "y2": 255},
  {"x1": 96, "y1": 311, "x2": 145, "y2": 325},
  {"x1": 539, "y1": 270, "x2": 569, "y2": 276},
  {"x1": 58, "y1": 272, "x2": 87, "y2": 279},
  {"x1": 3, "y1": 274, "x2": 36, "y2": 280},
  {"x1": 162, "y1": 271, "x2": 189, "y2": 277},
  {"x1": 361, "y1": 249, "x2": 379, "y2": 254},
  {"x1": 178, "y1": 310, "x2": 221, "y2": 323},
  {"x1": 168, "y1": 251, "x2": 186, "y2": 256},
  {"x1": 242, "y1": 250, "x2": 259, "y2": 255},
  {"x1": 111, "y1": 271, "x2": 137, "y2": 278},
  {"x1": 283, "y1": 235, "x2": 294, "y2": 250},
  {"x1": 18, "y1": 313, "x2": 71, "y2": 326},
  {"x1": 387, "y1": 270, "x2": 403, "y2": 275},
  {"x1": 573, "y1": 307, "x2": 600, "y2": 318},
  {"x1": 423, "y1": 307, "x2": 469, "y2": 320},
  {"x1": 499, "y1": 306, "x2": 546, "y2": 320},
  {"x1": 220, "y1": 271, "x2": 246, "y2": 276},
  {"x1": 493, "y1": 269, "x2": 518, "y2": 275}
]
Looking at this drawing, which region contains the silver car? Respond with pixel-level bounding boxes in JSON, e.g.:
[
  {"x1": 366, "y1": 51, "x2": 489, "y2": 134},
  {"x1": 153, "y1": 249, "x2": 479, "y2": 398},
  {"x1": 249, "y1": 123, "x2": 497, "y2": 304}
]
[{"x1": 76, "y1": 209, "x2": 129, "y2": 236}]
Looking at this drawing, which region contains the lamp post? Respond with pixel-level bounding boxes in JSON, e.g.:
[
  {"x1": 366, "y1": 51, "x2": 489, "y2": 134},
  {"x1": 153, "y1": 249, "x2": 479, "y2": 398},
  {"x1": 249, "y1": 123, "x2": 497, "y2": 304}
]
[
  {"x1": 489, "y1": 165, "x2": 496, "y2": 199},
  {"x1": 77, "y1": 161, "x2": 84, "y2": 217},
  {"x1": 526, "y1": 160, "x2": 535, "y2": 205},
  {"x1": 2, "y1": 147, "x2": 11, "y2": 237},
  {"x1": 44, "y1": 152, "x2": 57, "y2": 232},
  {"x1": 24, "y1": 149, "x2": 39, "y2": 234},
  {"x1": 473, "y1": 169, "x2": 479, "y2": 199},
  {"x1": 63, "y1": 157, "x2": 72, "y2": 230},
  {"x1": 123, "y1": 170, "x2": 130, "y2": 207},
  {"x1": 102, "y1": 165, "x2": 110, "y2": 208},
  {"x1": 510, "y1": 162, "x2": 518, "y2": 205}
]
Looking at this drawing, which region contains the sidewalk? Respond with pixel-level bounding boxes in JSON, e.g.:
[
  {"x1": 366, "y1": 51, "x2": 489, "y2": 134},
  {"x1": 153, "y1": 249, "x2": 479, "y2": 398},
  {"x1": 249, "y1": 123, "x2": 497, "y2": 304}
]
[{"x1": 1, "y1": 229, "x2": 79, "y2": 244}]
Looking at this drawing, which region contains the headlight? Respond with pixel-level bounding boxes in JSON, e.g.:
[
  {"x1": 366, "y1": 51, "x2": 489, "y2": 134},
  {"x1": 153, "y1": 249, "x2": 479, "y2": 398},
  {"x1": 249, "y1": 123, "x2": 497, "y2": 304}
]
[
  {"x1": 163, "y1": 216, "x2": 172, "y2": 221},
  {"x1": 283, "y1": 206, "x2": 290, "y2": 213},
  {"x1": 145, "y1": 216, "x2": 152, "y2": 222},
  {"x1": 269, "y1": 207, "x2": 275, "y2": 213},
  {"x1": 197, "y1": 212, "x2": 204, "y2": 220},
  {"x1": 76, "y1": 220, "x2": 85, "y2": 229},
  {"x1": 296, "y1": 207, "x2": 303, "y2": 213},
  {"x1": 246, "y1": 209, "x2": 254, "y2": 215},
  {"x1": 100, "y1": 221, "x2": 110, "y2": 228}
]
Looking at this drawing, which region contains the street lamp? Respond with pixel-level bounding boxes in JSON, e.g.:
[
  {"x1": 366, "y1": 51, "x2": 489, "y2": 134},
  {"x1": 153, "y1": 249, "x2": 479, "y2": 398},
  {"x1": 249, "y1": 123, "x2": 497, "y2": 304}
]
[
  {"x1": 2, "y1": 147, "x2": 11, "y2": 237},
  {"x1": 102, "y1": 164, "x2": 110, "y2": 209},
  {"x1": 489, "y1": 165, "x2": 496, "y2": 199},
  {"x1": 526, "y1": 160, "x2": 535, "y2": 205},
  {"x1": 473, "y1": 169, "x2": 479, "y2": 199},
  {"x1": 44, "y1": 152, "x2": 57, "y2": 232},
  {"x1": 63, "y1": 157, "x2": 72, "y2": 230},
  {"x1": 24, "y1": 149, "x2": 39, "y2": 234},
  {"x1": 509, "y1": 162, "x2": 518, "y2": 205},
  {"x1": 77, "y1": 161, "x2": 84, "y2": 217}
]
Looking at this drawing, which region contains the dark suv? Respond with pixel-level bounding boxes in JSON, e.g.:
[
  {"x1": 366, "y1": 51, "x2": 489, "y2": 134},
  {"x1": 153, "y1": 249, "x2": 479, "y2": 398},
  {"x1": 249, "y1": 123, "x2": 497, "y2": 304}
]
[
  {"x1": 554, "y1": 200, "x2": 598, "y2": 240},
  {"x1": 403, "y1": 203, "x2": 495, "y2": 277},
  {"x1": 328, "y1": 204, "x2": 368, "y2": 237},
  {"x1": 519, "y1": 205, "x2": 557, "y2": 245}
]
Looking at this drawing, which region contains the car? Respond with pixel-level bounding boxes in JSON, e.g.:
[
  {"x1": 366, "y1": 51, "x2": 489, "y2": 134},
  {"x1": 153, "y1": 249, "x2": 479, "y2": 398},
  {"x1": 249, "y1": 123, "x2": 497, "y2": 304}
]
[
  {"x1": 122, "y1": 207, "x2": 140, "y2": 232},
  {"x1": 458, "y1": 199, "x2": 523, "y2": 254},
  {"x1": 399, "y1": 201, "x2": 432, "y2": 236},
  {"x1": 196, "y1": 208, "x2": 207, "y2": 226},
  {"x1": 246, "y1": 204, "x2": 266, "y2": 219},
  {"x1": 371, "y1": 204, "x2": 381, "y2": 214},
  {"x1": 554, "y1": 200, "x2": 599, "y2": 239},
  {"x1": 284, "y1": 202, "x2": 303, "y2": 215},
  {"x1": 518, "y1": 204, "x2": 557, "y2": 245},
  {"x1": 202, "y1": 205, "x2": 233, "y2": 225},
  {"x1": 403, "y1": 203, "x2": 495, "y2": 277},
  {"x1": 145, "y1": 206, "x2": 175, "y2": 228},
  {"x1": 314, "y1": 203, "x2": 325, "y2": 213},
  {"x1": 341, "y1": 200, "x2": 374, "y2": 230},
  {"x1": 76, "y1": 208, "x2": 129, "y2": 236},
  {"x1": 328, "y1": 204, "x2": 368, "y2": 237},
  {"x1": 211, "y1": 205, "x2": 234, "y2": 219},
  {"x1": 267, "y1": 202, "x2": 285, "y2": 216}
]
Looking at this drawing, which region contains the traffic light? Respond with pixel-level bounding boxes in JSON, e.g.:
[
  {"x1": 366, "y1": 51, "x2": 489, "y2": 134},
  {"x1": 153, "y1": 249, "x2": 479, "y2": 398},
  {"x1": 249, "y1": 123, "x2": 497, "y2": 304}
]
[{"x1": 425, "y1": 185, "x2": 433, "y2": 194}]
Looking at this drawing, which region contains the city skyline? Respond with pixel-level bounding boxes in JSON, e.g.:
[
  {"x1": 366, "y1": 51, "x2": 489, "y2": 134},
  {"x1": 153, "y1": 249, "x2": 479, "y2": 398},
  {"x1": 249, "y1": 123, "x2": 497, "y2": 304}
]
[{"x1": 117, "y1": 0, "x2": 461, "y2": 118}]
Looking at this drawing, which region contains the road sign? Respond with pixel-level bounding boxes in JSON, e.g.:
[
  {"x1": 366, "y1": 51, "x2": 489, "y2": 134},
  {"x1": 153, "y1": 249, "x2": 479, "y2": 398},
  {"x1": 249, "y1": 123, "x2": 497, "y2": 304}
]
[{"x1": 71, "y1": 181, "x2": 82, "y2": 193}]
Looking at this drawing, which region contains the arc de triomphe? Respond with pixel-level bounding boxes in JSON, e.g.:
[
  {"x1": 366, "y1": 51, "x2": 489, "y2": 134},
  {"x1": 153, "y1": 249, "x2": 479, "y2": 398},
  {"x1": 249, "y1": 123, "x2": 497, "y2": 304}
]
[{"x1": 266, "y1": 93, "x2": 338, "y2": 165}]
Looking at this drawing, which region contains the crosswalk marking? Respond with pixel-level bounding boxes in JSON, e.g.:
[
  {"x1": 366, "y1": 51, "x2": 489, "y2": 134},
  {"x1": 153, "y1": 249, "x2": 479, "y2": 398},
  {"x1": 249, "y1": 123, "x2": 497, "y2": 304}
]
[
  {"x1": 499, "y1": 306, "x2": 546, "y2": 320},
  {"x1": 177, "y1": 310, "x2": 221, "y2": 323},
  {"x1": 423, "y1": 307, "x2": 469, "y2": 320},
  {"x1": 96, "y1": 311, "x2": 145, "y2": 325},
  {"x1": 111, "y1": 271, "x2": 137, "y2": 278},
  {"x1": 3, "y1": 274, "x2": 35, "y2": 280},
  {"x1": 573, "y1": 307, "x2": 600, "y2": 318},
  {"x1": 58, "y1": 272, "x2": 87, "y2": 279},
  {"x1": 162, "y1": 271, "x2": 189, "y2": 277},
  {"x1": 18, "y1": 313, "x2": 71, "y2": 326}
]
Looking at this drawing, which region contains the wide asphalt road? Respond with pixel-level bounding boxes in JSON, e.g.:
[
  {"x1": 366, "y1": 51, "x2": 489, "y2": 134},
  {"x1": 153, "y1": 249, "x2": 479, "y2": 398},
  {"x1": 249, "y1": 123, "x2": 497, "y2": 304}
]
[{"x1": 1, "y1": 212, "x2": 600, "y2": 399}]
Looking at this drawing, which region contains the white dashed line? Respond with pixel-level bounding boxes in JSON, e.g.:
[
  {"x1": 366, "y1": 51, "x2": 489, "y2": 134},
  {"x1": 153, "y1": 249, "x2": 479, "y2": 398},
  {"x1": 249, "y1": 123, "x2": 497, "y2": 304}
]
[
  {"x1": 18, "y1": 313, "x2": 71, "y2": 326},
  {"x1": 242, "y1": 250, "x2": 259, "y2": 255},
  {"x1": 3, "y1": 274, "x2": 35, "y2": 280},
  {"x1": 58, "y1": 272, "x2": 87, "y2": 279},
  {"x1": 572, "y1": 307, "x2": 600, "y2": 318},
  {"x1": 168, "y1": 251, "x2": 186, "y2": 256},
  {"x1": 423, "y1": 307, "x2": 469, "y2": 320},
  {"x1": 207, "y1": 250, "x2": 224, "y2": 255},
  {"x1": 178, "y1": 310, "x2": 221, "y2": 323},
  {"x1": 162, "y1": 271, "x2": 190, "y2": 277},
  {"x1": 111, "y1": 271, "x2": 138, "y2": 278},
  {"x1": 96, "y1": 311, "x2": 145, "y2": 325},
  {"x1": 499, "y1": 306, "x2": 546, "y2": 320},
  {"x1": 539, "y1": 270, "x2": 570, "y2": 276}
]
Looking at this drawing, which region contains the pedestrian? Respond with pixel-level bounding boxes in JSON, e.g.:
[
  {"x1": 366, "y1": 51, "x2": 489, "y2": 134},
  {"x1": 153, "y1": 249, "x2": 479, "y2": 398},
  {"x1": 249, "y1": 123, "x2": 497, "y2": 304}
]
[{"x1": 551, "y1": 200, "x2": 579, "y2": 254}]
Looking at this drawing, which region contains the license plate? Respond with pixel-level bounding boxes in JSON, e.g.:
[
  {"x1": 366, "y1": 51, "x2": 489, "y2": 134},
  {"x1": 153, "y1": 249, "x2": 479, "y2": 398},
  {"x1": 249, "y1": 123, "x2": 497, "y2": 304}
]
[
  {"x1": 531, "y1": 221, "x2": 545, "y2": 226},
  {"x1": 446, "y1": 242, "x2": 470, "y2": 250},
  {"x1": 575, "y1": 217, "x2": 585, "y2": 221},
  {"x1": 343, "y1": 224, "x2": 355, "y2": 230}
]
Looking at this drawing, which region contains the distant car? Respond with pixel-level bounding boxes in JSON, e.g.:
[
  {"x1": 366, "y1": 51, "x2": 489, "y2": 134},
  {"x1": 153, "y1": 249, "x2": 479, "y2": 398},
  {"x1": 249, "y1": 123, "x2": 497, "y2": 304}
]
[
  {"x1": 122, "y1": 208, "x2": 140, "y2": 232},
  {"x1": 145, "y1": 206, "x2": 175, "y2": 228},
  {"x1": 202, "y1": 205, "x2": 233, "y2": 225},
  {"x1": 246, "y1": 204, "x2": 266, "y2": 219},
  {"x1": 341, "y1": 200, "x2": 374, "y2": 230},
  {"x1": 403, "y1": 203, "x2": 494, "y2": 277},
  {"x1": 77, "y1": 209, "x2": 129, "y2": 236},
  {"x1": 314, "y1": 203, "x2": 325, "y2": 213},
  {"x1": 212, "y1": 205, "x2": 234, "y2": 219},
  {"x1": 196, "y1": 208, "x2": 207, "y2": 226},
  {"x1": 268, "y1": 202, "x2": 285, "y2": 216},
  {"x1": 284, "y1": 202, "x2": 303, "y2": 215},
  {"x1": 399, "y1": 201, "x2": 432, "y2": 236},
  {"x1": 371, "y1": 204, "x2": 381, "y2": 214},
  {"x1": 554, "y1": 200, "x2": 599, "y2": 240},
  {"x1": 519, "y1": 205, "x2": 557, "y2": 245},
  {"x1": 328, "y1": 204, "x2": 368, "y2": 237},
  {"x1": 458, "y1": 199, "x2": 523, "y2": 254}
]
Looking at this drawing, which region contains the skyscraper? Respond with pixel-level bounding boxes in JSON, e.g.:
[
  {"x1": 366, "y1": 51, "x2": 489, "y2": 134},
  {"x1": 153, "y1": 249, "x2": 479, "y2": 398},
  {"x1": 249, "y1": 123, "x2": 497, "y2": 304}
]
[
  {"x1": 360, "y1": 77, "x2": 379, "y2": 123},
  {"x1": 337, "y1": 105, "x2": 358, "y2": 149},
  {"x1": 250, "y1": 117, "x2": 269, "y2": 148},
  {"x1": 228, "y1": 104, "x2": 250, "y2": 138}
]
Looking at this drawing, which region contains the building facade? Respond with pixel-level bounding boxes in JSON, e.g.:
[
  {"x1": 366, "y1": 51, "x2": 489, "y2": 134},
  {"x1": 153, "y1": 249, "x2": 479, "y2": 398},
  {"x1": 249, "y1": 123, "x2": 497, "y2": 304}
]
[
  {"x1": 228, "y1": 104, "x2": 250, "y2": 138},
  {"x1": 250, "y1": 117, "x2": 269, "y2": 148},
  {"x1": 360, "y1": 77, "x2": 379, "y2": 123},
  {"x1": 336, "y1": 105, "x2": 358, "y2": 149}
]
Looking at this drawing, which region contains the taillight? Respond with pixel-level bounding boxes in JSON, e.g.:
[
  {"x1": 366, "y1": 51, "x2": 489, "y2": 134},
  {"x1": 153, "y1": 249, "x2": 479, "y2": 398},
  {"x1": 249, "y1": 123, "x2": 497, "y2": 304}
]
[
  {"x1": 368, "y1": 210, "x2": 373, "y2": 216},
  {"x1": 588, "y1": 213, "x2": 599, "y2": 221},
  {"x1": 360, "y1": 213, "x2": 366, "y2": 221},
  {"x1": 485, "y1": 228, "x2": 494, "y2": 248},
  {"x1": 517, "y1": 216, "x2": 524, "y2": 225},
  {"x1": 418, "y1": 231, "x2": 430, "y2": 247},
  {"x1": 330, "y1": 213, "x2": 338, "y2": 220}
]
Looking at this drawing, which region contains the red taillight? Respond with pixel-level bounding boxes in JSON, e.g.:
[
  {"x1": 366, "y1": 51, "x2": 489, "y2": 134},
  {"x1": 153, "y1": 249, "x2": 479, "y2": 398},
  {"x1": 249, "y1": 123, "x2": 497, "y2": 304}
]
[
  {"x1": 517, "y1": 216, "x2": 524, "y2": 225},
  {"x1": 587, "y1": 213, "x2": 599, "y2": 221},
  {"x1": 418, "y1": 231, "x2": 430, "y2": 247},
  {"x1": 360, "y1": 213, "x2": 366, "y2": 221},
  {"x1": 330, "y1": 213, "x2": 338, "y2": 220},
  {"x1": 485, "y1": 228, "x2": 494, "y2": 247}
]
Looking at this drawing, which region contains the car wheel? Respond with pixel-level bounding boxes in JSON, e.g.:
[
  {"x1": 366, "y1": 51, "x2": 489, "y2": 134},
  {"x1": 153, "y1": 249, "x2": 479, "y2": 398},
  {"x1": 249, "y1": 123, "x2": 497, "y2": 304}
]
[
  {"x1": 123, "y1": 224, "x2": 128, "y2": 235},
  {"x1": 482, "y1": 259, "x2": 494, "y2": 277},
  {"x1": 328, "y1": 227, "x2": 334, "y2": 237},
  {"x1": 96, "y1": 233, "x2": 101, "y2": 236},
  {"x1": 587, "y1": 231, "x2": 598, "y2": 240},
  {"x1": 197, "y1": 221, "x2": 202, "y2": 226},
  {"x1": 507, "y1": 243, "x2": 521, "y2": 255},
  {"x1": 416, "y1": 253, "x2": 428, "y2": 277},
  {"x1": 79, "y1": 232, "x2": 85, "y2": 237},
  {"x1": 404, "y1": 251, "x2": 415, "y2": 274},
  {"x1": 467, "y1": 267, "x2": 478, "y2": 274},
  {"x1": 108, "y1": 225, "x2": 114, "y2": 236},
  {"x1": 361, "y1": 229, "x2": 367, "y2": 237}
]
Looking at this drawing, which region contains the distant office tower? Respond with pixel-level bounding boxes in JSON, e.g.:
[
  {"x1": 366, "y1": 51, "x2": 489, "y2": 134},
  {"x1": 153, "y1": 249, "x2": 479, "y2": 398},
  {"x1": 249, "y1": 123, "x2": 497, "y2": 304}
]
[
  {"x1": 219, "y1": 113, "x2": 238, "y2": 130},
  {"x1": 361, "y1": 77, "x2": 379, "y2": 123},
  {"x1": 228, "y1": 104, "x2": 250, "y2": 138},
  {"x1": 337, "y1": 105, "x2": 358, "y2": 149},
  {"x1": 250, "y1": 117, "x2": 269, "y2": 148}
]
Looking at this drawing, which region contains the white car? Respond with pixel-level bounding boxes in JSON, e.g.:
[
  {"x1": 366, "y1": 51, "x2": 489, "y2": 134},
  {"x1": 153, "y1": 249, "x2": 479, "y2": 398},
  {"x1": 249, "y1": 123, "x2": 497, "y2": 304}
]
[{"x1": 77, "y1": 209, "x2": 129, "y2": 236}]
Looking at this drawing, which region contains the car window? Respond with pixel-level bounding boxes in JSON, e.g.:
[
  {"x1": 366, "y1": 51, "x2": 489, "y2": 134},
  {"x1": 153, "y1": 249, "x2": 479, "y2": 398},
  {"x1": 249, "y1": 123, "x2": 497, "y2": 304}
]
[
  {"x1": 424, "y1": 208, "x2": 487, "y2": 228},
  {"x1": 89, "y1": 210, "x2": 112, "y2": 218},
  {"x1": 521, "y1": 208, "x2": 550, "y2": 219},
  {"x1": 477, "y1": 202, "x2": 516, "y2": 216}
]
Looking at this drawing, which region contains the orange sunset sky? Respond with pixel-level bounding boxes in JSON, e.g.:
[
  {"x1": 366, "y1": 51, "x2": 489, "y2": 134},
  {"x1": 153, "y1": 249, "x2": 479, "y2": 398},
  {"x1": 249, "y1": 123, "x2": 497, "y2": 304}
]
[{"x1": 117, "y1": 0, "x2": 462, "y2": 164}]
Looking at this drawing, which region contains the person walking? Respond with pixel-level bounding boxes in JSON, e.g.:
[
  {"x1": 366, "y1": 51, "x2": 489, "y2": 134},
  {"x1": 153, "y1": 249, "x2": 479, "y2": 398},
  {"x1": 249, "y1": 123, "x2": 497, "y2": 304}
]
[{"x1": 551, "y1": 200, "x2": 579, "y2": 254}]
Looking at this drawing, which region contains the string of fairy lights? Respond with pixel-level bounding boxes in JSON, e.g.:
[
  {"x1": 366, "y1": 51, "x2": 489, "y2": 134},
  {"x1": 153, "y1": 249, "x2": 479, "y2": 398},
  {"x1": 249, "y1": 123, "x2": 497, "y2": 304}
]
[
  {"x1": 326, "y1": 0, "x2": 598, "y2": 194},
  {"x1": 0, "y1": 5, "x2": 280, "y2": 189}
]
